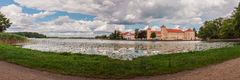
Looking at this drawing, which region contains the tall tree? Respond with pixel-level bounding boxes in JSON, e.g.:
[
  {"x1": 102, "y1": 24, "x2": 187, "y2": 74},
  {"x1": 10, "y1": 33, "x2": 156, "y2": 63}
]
[
  {"x1": 150, "y1": 32, "x2": 156, "y2": 39},
  {"x1": 138, "y1": 30, "x2": 147, "y2": 40},
  {"x1": 198, "y1": 20, "x2": 221, "y2": 40},
  {"x1": 109, "y1": 30, "x2": 123, "y2": 40},
  {"x1": 0, "y1": 12, "x2": 11, "y2": 32},
  {"x1": 233, "y1": 2, "x2": 240, "y2": 36},
  {"x1": 134, "y1": 29, "x2": 139, "y2": 39},
  {"x1": 193, "y1": 28, "x2": 197, "y2": 37},
  {"x1": 219, "y1": 19, "x2": 237, "y2": 39}
]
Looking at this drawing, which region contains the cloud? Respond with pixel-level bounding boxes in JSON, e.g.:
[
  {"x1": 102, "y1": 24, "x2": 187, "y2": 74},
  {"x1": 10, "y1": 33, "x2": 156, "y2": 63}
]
[
  {"x1": 14, "y1": 0, "x2": 239, "y2": 25},
  {"x1": 1, "y1": 0, "x2": 239, "y2": 37},
  {"x1": 0, "y1": 4, "x2": 125, "y2": 37},
  {"x1": 0, "y1": 4, "x2": 55, "y2": 32}
]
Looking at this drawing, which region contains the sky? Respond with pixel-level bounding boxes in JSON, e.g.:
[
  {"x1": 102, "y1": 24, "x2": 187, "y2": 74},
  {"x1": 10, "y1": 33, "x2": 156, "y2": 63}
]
[{"x1": 0, "y1": 0, "x2": 239, "y2": 37}]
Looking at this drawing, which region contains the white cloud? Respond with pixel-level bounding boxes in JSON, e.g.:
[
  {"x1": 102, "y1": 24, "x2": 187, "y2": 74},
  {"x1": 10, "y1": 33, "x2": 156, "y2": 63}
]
[
  {"x1": 0, "y1": 4, "x2": 55, "y2": 29},
  {"x1": 0, "y1": 4, "x2": 126, "y2": 37},
  {"x1": 14, "y1": 0, "x2": 239, "y2": 25},
  {"x1": 1, "y1": 0, "x2": 239, "y2": 37}
]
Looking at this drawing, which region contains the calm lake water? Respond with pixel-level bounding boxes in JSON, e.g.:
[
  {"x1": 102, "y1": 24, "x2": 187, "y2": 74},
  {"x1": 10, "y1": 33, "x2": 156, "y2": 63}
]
[{"x1": 22, "y1": 38, "x2": 236, "y2": 60}]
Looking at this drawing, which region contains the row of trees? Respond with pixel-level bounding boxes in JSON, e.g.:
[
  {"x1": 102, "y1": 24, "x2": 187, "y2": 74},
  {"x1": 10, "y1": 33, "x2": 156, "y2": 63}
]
[
  {"x1": 108, "y1": 30, "x2": 124, "y2": 40},
  {"x1": 13, "y1": 32, "x2": 47, "y2": 38},
  {"x1": 134, "y1": 29, "x2": 156, "y2": 40},
  {"x1": 198, "y1": 3, "x2": 240, "y2": 40},
  {"x1": 134, "y1": 29, "x2": 147, "y2": 39},
  {"x1": 96, "y1": 29, "x2": 157, "y2": 40},
  {"x1": 95, "y1": 30, "x2": 124, "y2": 40}
]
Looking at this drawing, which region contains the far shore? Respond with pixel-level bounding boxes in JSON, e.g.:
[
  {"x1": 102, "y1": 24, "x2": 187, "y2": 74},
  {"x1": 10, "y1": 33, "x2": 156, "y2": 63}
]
[{"x1": 32, "y1": 37, "x2": 240, "y2": 42}]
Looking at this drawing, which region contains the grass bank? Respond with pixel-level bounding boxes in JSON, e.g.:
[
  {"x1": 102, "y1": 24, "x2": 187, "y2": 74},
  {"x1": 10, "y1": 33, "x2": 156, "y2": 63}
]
[
  {"x1": 0, "y1": 45, "x2": 240, "y2": 79},
  {"x1": 0, "y1": 33, "x2": 27, "y2": 44}
]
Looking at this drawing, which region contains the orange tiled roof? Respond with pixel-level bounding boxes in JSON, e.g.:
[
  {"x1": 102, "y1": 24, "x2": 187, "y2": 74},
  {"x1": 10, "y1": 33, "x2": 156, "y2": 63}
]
[
  {"x1": 121, "y1": 32, "x2": 129, "y2": 35},
  {"x1": 166, "y1": 29, "x2": 184, "y2": 33},
  {"x1": 121, "y1": 32, "x2": 134, "y2": 36},
  {"x1": 185, "y1": 29, "x2": 194, "y2": 32}
]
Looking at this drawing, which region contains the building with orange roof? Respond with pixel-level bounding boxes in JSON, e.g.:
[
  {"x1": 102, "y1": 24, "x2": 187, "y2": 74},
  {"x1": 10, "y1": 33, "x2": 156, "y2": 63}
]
[
  {"x1": 121, "y1": 32, "x2": 135, "y2": 40},
  {"x1": 121, "y1": 25, "x2": 196, "y2": 40},
  {"x1": 146, "y1": 25, "x2": 196, "y2": 40}
]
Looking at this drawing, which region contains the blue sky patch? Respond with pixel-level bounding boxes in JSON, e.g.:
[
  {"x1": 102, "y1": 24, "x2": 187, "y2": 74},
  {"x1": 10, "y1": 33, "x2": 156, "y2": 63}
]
[
  {"x1": 0, "y1": 0, "x2": 14, "y2": 7},
  {"x1": 36, "y1": 11, "x2": 96, "y2": 22}
]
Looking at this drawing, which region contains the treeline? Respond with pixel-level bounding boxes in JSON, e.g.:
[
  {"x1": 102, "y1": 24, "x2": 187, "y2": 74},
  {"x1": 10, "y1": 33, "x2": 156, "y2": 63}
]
[
  {"x1": 96, "y1": 29, "x2": 157, "y2": 40},
  {"x1": 95, "y1": 29, "x2": 151, "y2": 40},
  {"x1": 198, "y1": 3, "x2": 240, "y2": 40},
  {"x1": 134, "y1": 29, "x2": 147, "y2": 40},
  {"x1": 13, "y1": 32, "x2": 47, "y2": 38},
  {"x1": 95, "y1": 30, "x2": 124, "y2": 40}
]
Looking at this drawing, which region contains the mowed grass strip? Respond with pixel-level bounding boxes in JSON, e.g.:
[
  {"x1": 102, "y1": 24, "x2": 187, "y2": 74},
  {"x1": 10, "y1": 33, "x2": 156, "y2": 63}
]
[{"x1": 0, "y1": 44, "x2": 240, "y2": 79}]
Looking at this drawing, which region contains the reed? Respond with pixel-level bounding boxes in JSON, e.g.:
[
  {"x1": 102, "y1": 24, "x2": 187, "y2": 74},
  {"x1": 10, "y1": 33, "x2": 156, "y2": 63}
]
[{"x1": 0, "y1": 33, "x2": 27, "y2": 44}]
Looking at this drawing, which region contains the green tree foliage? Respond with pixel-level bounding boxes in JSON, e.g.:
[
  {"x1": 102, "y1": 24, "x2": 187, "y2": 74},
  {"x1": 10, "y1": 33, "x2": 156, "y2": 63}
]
[
  {"x1": 137, "y1": 30, "x2": 147, "y2": 40},
  {"x1": 109, "y1": 30, "x2": 123, "y2": 40},
  {"x1": 193, "y1": 28, "x2": 198, "y2": 37},
  {"x1": 198, "y1": 2, "x2": 240, "y2": 40},
  {"x1": 150, "y1": 32, "x2": 156, "y2": 39},
  {"x1": 233, "y1": 2, "x2": 240, "y2": 35},
  {"x1": 134, "y1": 29, "x2": 139, "y2": 39},
  {"x1": 198, "y1": 19, "x2": 221, "y2": 40},
  {"x1": 219, "y1": 19, "x2": 237, "y2": 39},
  {"x1": 95, "y1": 35, "x2": 108, "y2": 39},
  {"x1": 13, "y1": 32, "x2": 47, "y2": 38},
  {"x1": 0, "y1": 13, "x2": 11, "y2": 32}
]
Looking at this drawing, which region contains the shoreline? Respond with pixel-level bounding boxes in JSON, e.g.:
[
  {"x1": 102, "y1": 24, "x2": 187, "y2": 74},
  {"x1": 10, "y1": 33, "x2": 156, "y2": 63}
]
[
  {"x1": 36, "y1": 37, "x2": 202, "y2": 42},
  {"x1": 41, "y1": 38, "x2": 240, "y2": 42}
]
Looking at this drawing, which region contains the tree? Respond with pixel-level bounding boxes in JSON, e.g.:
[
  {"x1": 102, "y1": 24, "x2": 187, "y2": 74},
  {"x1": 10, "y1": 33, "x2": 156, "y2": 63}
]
[
  {"x1": 219, "y1": 19, "x2": 237, "y2": 39},
  {"x1": 198, "y1": 2, "x2": 240, "y2": 40},
  {"x1": 138, "y1": 30, "x2": 147, "y2": 40},
  {"x1": 233, "y1": 2, "x2": 240, "y2": 36},
  {"x1": 150, "y1": 32, "x2": 156, "y2": 39},
  {"x1": 95, "y1": 35, "x2": 108, "y2": 39},
  {"x1": 13, "y1": 32, "x2": 47, "y2": 38},
  {"x1": 109, "y1": 30, "x2": 123, "y2": 40},
  {"x1": 193, "y1": 28, "x2": 197, "y2": 37},
  {"x1": 134, "y1": 29, "x2": 139, "y2": 39},
  {"x1": 198, "y1": 20, "x2": 221, "y2": 40},
  {"x1": 0, "y1": 12, "x2": 11, "y2": 32}
]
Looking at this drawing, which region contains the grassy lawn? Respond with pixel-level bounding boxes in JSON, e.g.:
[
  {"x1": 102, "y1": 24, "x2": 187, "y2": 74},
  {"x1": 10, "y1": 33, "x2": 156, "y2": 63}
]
[{"x1": 0, "y1": 44, "x2": 240, "y2": 79}]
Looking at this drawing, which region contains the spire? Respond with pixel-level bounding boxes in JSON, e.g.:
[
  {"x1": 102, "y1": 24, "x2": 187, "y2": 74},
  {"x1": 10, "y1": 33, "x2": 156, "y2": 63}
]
[{"x1": 161, "y1": 25, "x2": 166, "y2": 28}]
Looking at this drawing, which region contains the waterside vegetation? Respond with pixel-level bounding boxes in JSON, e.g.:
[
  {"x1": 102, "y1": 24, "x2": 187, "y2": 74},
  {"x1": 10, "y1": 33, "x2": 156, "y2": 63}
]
[{"x1": 0, "y1": 33, "x2": 27, "y2": 44}]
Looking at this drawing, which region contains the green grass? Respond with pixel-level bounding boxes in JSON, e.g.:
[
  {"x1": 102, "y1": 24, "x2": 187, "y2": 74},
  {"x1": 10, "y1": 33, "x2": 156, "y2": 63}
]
[
  {"x1": 0, "y1": 33, "x2": 27, "y2": 44},
  {"x1": 0, "y1": 45, "x2": 240, "y2": 79}
]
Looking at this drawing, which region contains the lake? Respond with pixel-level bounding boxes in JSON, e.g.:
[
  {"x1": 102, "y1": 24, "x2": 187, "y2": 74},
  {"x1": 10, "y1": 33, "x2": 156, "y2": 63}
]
[{"x1": 21, "y1": 38, "x2": 236, "y2": 60}]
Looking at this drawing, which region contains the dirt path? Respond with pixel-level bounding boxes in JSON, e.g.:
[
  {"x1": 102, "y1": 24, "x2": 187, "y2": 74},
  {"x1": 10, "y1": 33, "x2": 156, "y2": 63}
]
[
  {"x1": 128, "y1": 58, "x2": 240, "y2": 80},
  {"x1": 1, "y1": 57, "x2": 240, "y2": 80},
  {"x1": 0, "y1": 61, "x2": 101, "y2": 80}
]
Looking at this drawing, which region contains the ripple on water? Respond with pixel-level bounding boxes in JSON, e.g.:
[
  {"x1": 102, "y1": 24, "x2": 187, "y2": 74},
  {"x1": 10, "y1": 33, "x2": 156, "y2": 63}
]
[{"x1": 22, "y1": 38, "x2": 237, "y2": 60}]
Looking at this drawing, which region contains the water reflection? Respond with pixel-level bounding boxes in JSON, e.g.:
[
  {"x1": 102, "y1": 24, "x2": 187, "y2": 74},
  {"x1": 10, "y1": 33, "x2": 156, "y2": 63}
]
[{"x1": 22, "y1": 38, "x2": 236, "y2": 60}]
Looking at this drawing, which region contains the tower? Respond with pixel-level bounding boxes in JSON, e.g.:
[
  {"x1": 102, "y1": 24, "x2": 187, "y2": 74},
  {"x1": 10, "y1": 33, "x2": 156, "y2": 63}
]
[
  {"x1": 146, "y1": 27, "x2": 152, "y2": 40},
  {"x1": 160, "y1": 25, "x2": 167, "y2": 40}
]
